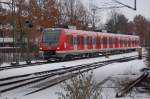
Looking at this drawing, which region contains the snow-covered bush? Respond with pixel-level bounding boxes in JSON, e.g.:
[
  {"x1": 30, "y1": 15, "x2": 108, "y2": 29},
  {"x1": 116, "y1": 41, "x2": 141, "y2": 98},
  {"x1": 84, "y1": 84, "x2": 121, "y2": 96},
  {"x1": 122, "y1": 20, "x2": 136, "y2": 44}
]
[{"x1": 56, "y1": 71, "x2": 102, "y2": 99}]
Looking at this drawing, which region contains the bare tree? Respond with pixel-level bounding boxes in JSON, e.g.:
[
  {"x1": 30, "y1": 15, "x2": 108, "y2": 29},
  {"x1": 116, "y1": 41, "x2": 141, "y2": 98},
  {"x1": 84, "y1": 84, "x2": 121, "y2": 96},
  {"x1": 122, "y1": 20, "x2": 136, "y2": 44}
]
[
  {"x1": 56, "y1": 0, "x2": 92, "y2": 30},
  {"x1": 56, "y1": 71, "x2": 102, "y2": 99},
  {"x1": 105, "y1": 11, "x2": 128, "y2": 34},
  {"x1": 133, "y1": 15, "x2": 148, "y2": 45}
]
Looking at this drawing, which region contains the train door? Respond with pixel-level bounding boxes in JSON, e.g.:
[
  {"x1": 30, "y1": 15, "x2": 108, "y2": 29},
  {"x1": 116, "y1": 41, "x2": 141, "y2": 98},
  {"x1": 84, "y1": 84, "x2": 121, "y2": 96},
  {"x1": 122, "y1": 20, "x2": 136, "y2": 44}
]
[
  {"x1": 113, "y1": 36, "x2": 115, "y2": 48},
  {"x1": 132, "y1": 39, "x2": 134, "y2": 47},
  {"x1": 127, "y1": 38, "x2": 130, "y2": 47},
  {"x1": 66, "y1": 35, "x2": 74, "y2": 50},
  {"x1": 66, "y1": 35, "x2": 70, "y2": 50},
  {"x1": 126, "y1": 38, "x2": 127, "y2": 48},
  {"x1": 115, "y1": 36, "x2": 118, "y2": 48},
  {"x1": 122, "y1": 37, "x2": 125, "y2": 48},
  {"x1": 120, "y1": 37, "x2": 122, "y2": 48},
  {"x1": 109, "y1": 36, "x2": 113, "y2": 48},
  {"x1": 124, "y1": 38, "x2": 127, "y2": 48},
  {"x1": 100, "y1": 36, "x2": 103, "y2": 49},
  {"x1": 90, "y1": 36, "x2": 93, "y2": 49},
  {"x1": 117, "y1": 37, "x2": 119, "y2": 48},
  {"x1": 87, "y1": 36, "x2": 90, "y2": 49}
]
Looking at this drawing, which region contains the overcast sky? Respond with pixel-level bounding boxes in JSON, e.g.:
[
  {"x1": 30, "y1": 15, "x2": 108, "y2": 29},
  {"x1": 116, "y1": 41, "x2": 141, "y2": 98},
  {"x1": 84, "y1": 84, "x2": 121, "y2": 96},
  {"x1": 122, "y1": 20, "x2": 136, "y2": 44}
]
[{"x1": 82, "y1": 0, "x2": 150, "y2": 23}]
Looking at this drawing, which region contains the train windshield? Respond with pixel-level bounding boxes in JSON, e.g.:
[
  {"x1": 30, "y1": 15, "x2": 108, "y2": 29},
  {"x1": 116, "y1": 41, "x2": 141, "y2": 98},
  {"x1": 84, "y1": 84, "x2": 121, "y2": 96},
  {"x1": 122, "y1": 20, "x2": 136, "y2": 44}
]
[{"x1": 42, "y1": 29, "x2": 60, "y2": 44}]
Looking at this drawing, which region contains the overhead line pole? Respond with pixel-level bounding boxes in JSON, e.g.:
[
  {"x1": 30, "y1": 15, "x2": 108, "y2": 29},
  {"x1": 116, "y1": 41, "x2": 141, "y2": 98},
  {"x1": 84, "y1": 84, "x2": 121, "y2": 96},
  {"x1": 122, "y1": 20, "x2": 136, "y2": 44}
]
[
  {"x1": 134, "y1": 0, "x2": 137, "y2": 10},
  {"x1": 112, "y1": 0, "x2": 136, "y2": 10}
]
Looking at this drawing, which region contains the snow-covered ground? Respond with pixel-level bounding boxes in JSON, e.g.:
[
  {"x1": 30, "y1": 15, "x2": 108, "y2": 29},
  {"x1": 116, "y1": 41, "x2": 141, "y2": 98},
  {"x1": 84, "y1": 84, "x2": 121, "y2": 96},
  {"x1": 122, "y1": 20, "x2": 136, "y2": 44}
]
[
  {"x1": 0, "y1": 51, "x2": 149, "y2": 99},
  {"x1": 0, "y1": 51, "x2": 140, "y2": 79}
]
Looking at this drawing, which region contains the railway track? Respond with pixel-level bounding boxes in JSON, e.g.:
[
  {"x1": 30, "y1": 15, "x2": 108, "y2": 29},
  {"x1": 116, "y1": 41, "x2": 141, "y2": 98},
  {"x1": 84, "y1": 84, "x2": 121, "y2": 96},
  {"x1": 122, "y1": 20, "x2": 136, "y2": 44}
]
[
  {"x1": 0, "y1": 61, "x2": 49, "y2": 71},
  {"x1": 115, "y1": 72, "x2": 149, "y2": 98},
  {"x1": 0, "y1": 51, "x2": 141, "y2": 71},
  {"x1": 25, "y1": 55, "x2": 142, "y2": 95},
  {"x1": 0, "y1": 55, "x2": 141, "y2": 95}
]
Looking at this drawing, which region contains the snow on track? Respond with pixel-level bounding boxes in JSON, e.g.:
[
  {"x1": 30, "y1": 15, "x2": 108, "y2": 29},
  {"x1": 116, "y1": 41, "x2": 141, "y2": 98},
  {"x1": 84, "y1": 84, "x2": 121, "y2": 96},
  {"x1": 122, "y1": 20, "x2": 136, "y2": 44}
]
[
  {"x1": 9, "y1": 58, "x2": 147, "y2": 99},
  {"x1": 0, "y1": 51, "x2": 148, "y2": 99},
  {"x1": 0, "y1": 52, "x2": 139, "y2": 79}
]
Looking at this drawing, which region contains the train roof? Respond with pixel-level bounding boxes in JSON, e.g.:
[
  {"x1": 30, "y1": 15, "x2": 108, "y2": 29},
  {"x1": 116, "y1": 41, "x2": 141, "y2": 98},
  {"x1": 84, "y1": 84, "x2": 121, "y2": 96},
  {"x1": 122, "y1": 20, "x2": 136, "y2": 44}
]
[{"x1": 44, "y1": 28, "x2": 139, "y2": 39}]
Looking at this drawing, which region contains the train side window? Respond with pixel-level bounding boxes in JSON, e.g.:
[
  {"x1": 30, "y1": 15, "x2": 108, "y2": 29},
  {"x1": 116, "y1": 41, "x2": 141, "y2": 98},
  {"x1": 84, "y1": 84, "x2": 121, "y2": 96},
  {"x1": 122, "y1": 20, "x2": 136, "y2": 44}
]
[
  {"x1": 126, "y1": 39, "x2": 127, "y2": 46},
  {"x1": 122, "y1": 39, "x2": 124, "y2": 46},
  {"x1": 90, "y1": 37, "x2": 93, "y2": 45},
  {"x1": 81, "y1": 36, "x2": 84, "y2": 45},
  {"x1": 109, "y1": 37, "x2": 113, "y2": 45},
  {"x1": 87, "y1": 36, "x2": 89, "y2": 45},
  {"x1": 136, "y1": 40, "x2": 138, "y2": 46},
  {"x1": 113, "y1": 37, "x2": 116, "y2": 44},
  {"x1": 100, "y1": 37, "x2": 102, "y2": 45},
  {"x1": 77, "y1": 36, "x2": 79, "y2": 45},
  {"x1": 83, "y1": 36, "x2": 86, "y2": 45},
  {"x1": 77, "y1": 35, "x2": 80, "y2": 45},
  {"x1": 132, "y1": 40, "x2": 134, "y2": 45},
  {"x1": 96, "y1": 37, "x2": 100, "y2": 45},
  {"x1": 73, "y1": 36, "x2": 77, "y2": 45},
  {"x1": 124, "y1": 39, "x2": 126, "y2": 46},
  {"x1": 93, "y1": 37, "x2": 96, "y2": 45},
  {"x1": 70, "y1": 35, "x2": 73, "y2": 45},
  {"x1": 120, "y1": 38, "x2": 122, "y2": 45},
  {"x1": 103, "y1": 37, "x2": 107, "y2": 45}
]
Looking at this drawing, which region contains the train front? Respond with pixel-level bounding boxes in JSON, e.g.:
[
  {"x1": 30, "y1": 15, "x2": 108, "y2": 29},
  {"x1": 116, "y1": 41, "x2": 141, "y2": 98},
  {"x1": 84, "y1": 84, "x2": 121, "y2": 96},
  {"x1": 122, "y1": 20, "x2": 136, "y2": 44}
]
[{"x1": 38, "y1": 28, "x2": 64, "y2": 60}]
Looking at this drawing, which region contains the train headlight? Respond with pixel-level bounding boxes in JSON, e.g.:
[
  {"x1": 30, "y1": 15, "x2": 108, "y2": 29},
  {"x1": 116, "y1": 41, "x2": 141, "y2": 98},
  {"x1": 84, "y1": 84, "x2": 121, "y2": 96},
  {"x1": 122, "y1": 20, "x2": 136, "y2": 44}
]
[
  {"x1": 57, "y1": 47, "x2": 60, "y2": 50},
  {"x1": 40, "y1": 47, "x2": 42, "y2": 50}
]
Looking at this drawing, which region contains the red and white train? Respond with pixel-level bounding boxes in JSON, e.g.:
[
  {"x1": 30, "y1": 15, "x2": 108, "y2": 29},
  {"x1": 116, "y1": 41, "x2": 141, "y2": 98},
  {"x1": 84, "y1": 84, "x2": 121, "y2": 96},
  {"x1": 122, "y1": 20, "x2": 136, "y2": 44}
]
[{"x1": 38, "y1": 28, "x2": 140, "y2": 60}]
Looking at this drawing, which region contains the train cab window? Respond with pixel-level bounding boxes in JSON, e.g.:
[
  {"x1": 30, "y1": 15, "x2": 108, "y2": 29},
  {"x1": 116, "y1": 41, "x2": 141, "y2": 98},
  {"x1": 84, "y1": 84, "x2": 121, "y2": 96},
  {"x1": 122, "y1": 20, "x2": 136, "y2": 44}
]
[{"x1": 42, "y1": 29, "x2": 60, "y2": 44}]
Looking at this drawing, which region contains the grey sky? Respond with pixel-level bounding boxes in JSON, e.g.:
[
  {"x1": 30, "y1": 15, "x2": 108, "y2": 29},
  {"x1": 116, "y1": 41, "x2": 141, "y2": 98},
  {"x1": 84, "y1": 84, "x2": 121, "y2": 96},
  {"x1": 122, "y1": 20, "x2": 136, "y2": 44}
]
[{"x1": 82, "y1": 0, "x2": 150, "y2": 22}]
